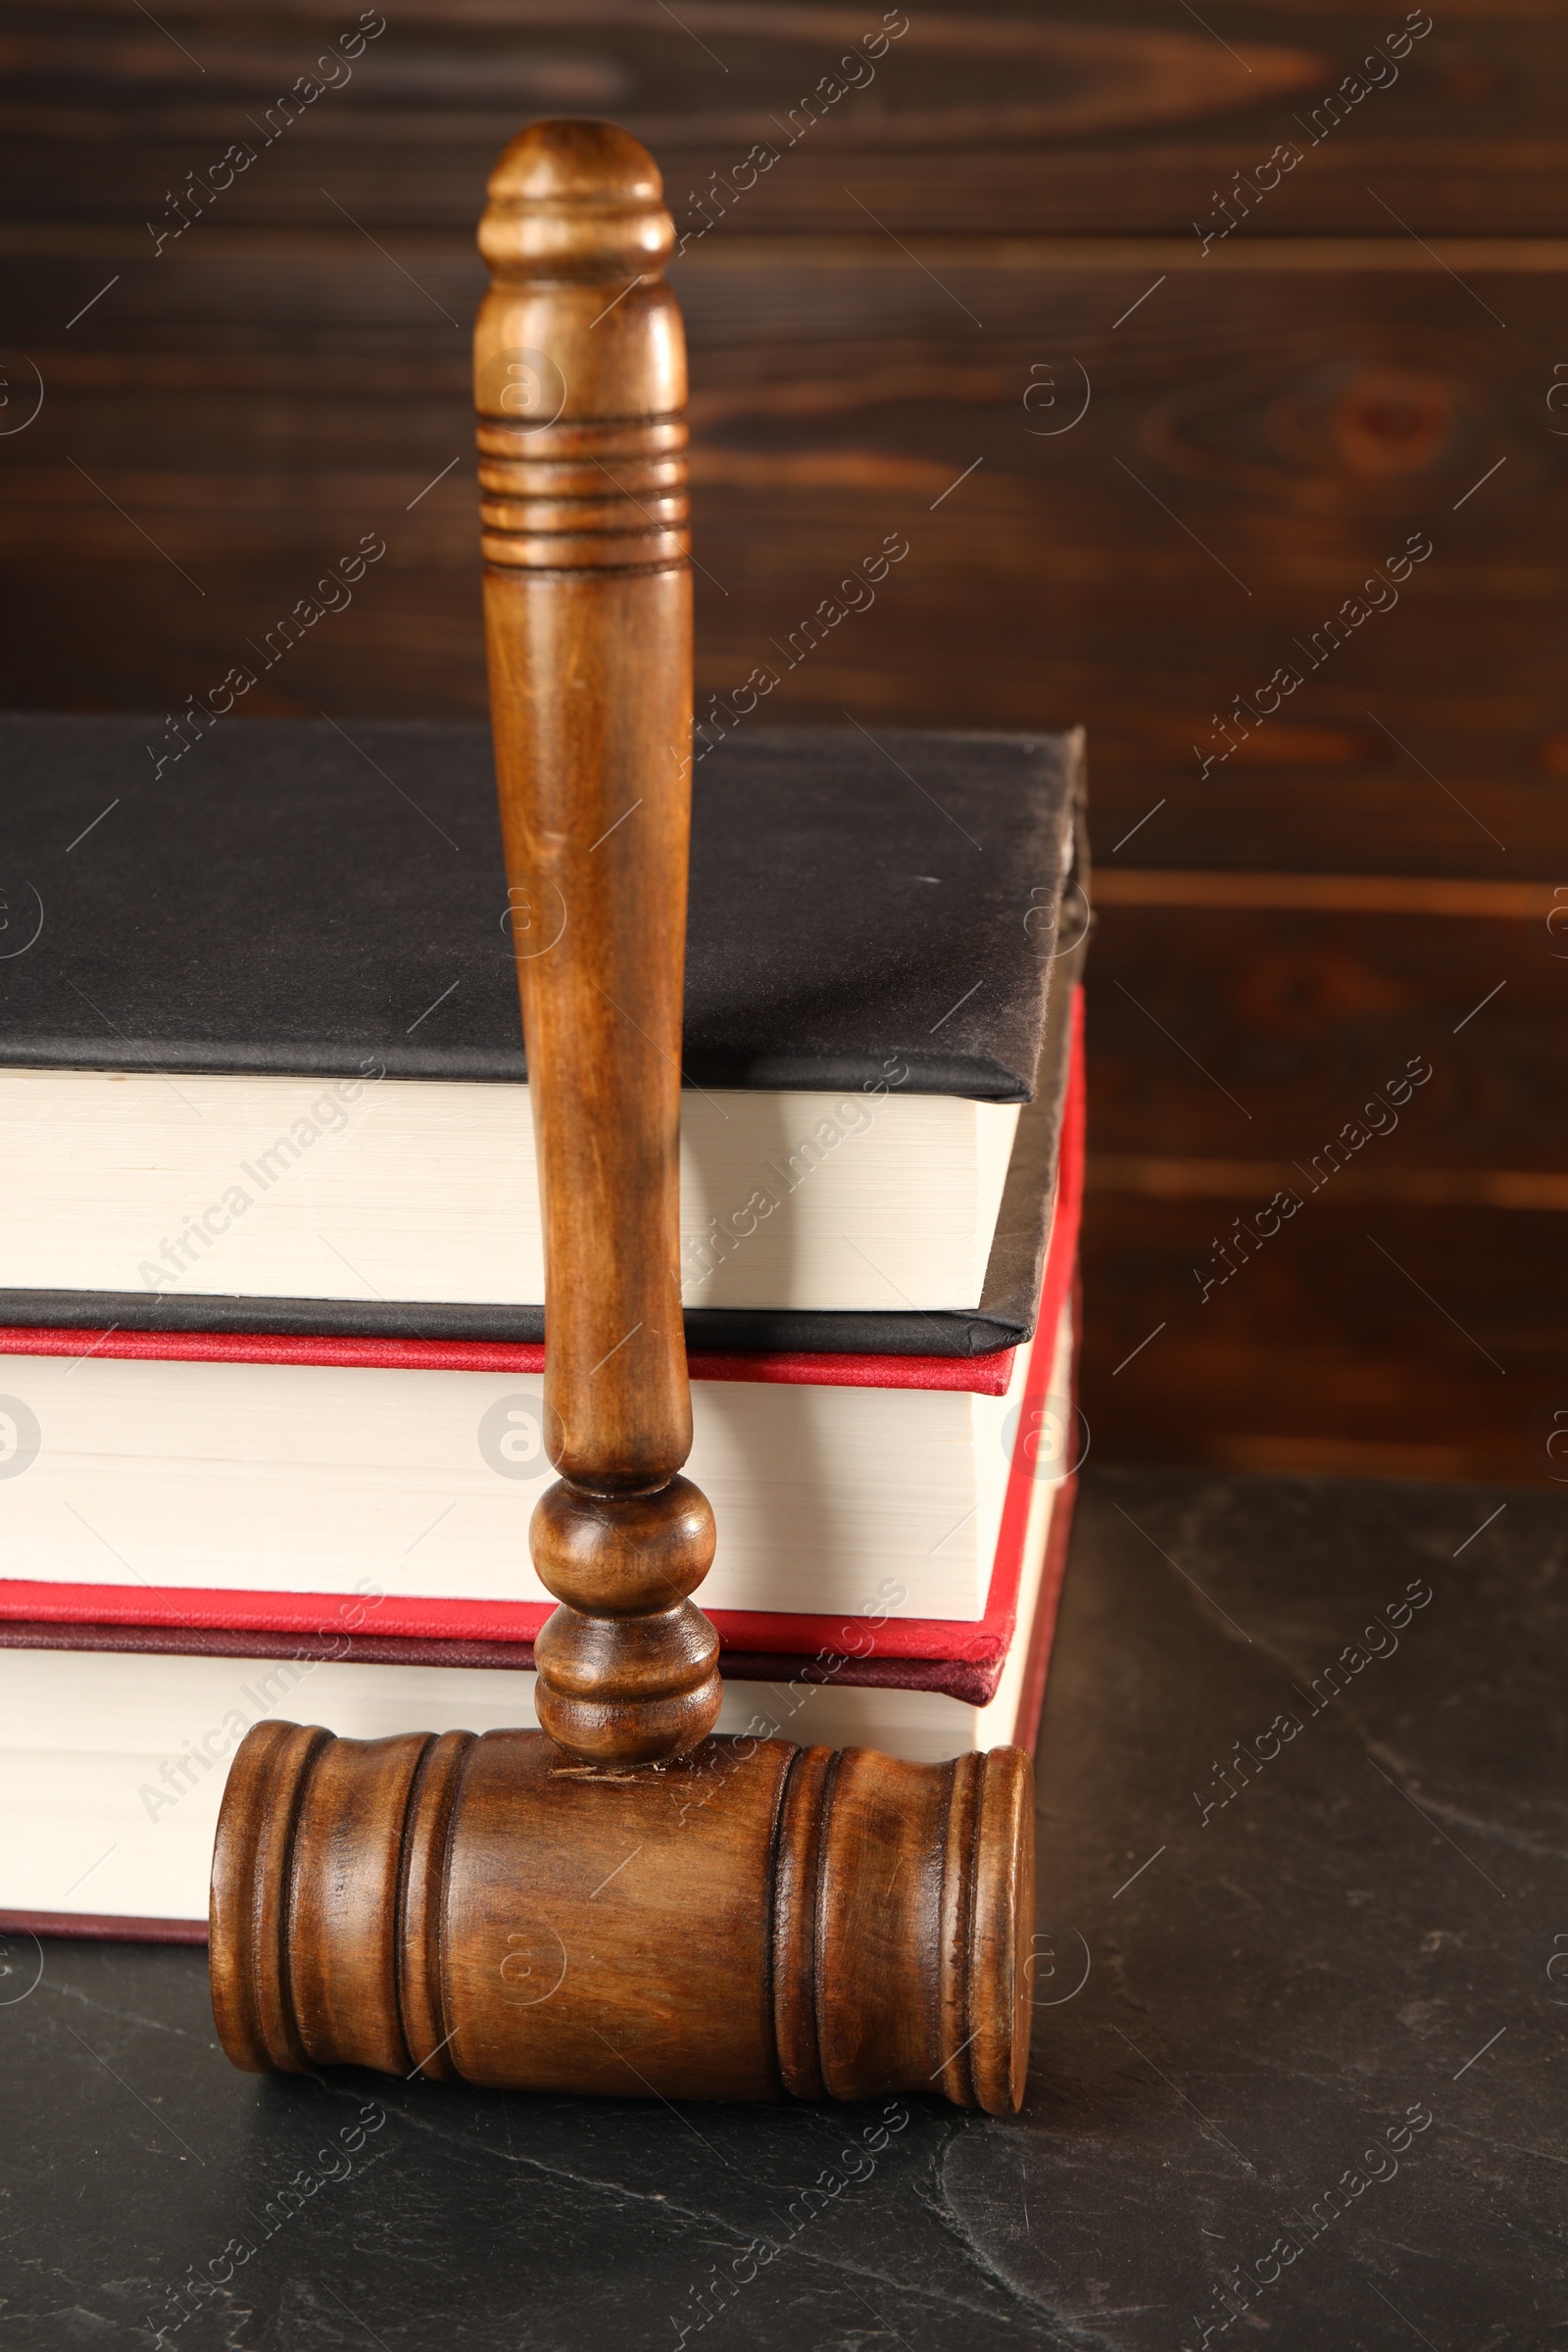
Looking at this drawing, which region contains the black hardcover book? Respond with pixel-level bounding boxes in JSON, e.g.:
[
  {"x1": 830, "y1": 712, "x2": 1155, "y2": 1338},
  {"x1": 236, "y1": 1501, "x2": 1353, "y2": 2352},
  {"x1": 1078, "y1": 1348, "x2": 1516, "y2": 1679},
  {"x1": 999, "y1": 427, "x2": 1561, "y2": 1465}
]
[{"x1": 0, "y1": 716, "x2": 1085, "y2": 1354}]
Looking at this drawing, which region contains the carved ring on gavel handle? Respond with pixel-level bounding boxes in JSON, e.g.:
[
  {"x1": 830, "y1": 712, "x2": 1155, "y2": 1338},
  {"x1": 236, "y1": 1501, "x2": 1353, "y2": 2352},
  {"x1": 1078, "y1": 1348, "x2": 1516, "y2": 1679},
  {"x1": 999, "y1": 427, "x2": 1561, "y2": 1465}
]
[{"x1": 209, "y1": 118, "x2": 1038, "y2": 2114}]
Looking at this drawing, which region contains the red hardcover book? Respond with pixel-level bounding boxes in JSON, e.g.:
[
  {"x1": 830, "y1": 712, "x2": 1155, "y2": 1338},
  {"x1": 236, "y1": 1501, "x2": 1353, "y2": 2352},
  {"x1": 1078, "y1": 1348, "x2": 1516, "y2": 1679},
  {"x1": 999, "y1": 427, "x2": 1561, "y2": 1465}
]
[{"x1": 0, "y1": 997, "x2": 1083, "y2": 1675}]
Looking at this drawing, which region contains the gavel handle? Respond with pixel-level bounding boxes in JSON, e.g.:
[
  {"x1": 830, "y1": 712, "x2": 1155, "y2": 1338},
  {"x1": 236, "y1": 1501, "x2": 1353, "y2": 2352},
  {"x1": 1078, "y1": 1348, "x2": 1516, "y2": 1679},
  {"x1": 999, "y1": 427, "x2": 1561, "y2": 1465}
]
[{"x1": 476, "y1": 122, "x2": 719, "y2": 1763}]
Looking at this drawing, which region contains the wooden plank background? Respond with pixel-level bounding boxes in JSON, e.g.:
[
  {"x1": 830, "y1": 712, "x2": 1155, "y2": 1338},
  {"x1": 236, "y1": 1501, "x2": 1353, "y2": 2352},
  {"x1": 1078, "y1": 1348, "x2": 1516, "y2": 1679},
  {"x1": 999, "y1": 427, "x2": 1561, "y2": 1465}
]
[{"x1": 3, "y1": 1, "x2": 1564, "y2": 1483}]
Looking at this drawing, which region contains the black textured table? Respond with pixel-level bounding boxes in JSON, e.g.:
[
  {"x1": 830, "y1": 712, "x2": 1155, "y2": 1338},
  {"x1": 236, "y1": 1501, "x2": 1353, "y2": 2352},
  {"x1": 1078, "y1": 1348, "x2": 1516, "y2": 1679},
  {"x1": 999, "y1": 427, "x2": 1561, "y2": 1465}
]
[{"x1": 4, "y1": 1470, "x2": 1562, "y2": 2349}]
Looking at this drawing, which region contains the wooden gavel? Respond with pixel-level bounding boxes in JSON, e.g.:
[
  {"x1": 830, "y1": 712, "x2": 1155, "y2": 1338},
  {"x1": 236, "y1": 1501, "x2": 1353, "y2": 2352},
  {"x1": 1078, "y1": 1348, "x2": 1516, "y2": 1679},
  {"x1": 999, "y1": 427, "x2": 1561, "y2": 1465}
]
[{"x1": 209, "y1": 120, "x2": 1036, "y2": 2113}]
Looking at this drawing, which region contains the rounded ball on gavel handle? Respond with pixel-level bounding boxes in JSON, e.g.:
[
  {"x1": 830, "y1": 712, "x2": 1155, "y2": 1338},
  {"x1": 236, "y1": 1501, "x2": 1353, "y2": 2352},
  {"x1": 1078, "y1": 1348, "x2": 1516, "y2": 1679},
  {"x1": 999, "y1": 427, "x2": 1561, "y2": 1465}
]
[{"x1": 210, "y1": 1719, "x2": 1036, "y2": 2114}]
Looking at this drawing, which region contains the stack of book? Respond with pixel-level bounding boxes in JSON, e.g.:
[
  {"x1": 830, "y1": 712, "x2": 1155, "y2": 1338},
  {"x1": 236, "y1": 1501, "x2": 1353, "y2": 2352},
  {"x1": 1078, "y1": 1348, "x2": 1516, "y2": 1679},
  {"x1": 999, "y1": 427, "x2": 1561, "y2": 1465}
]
[{"x1": 0, "y1": 716, "x2": 1086, "y2": 1937}]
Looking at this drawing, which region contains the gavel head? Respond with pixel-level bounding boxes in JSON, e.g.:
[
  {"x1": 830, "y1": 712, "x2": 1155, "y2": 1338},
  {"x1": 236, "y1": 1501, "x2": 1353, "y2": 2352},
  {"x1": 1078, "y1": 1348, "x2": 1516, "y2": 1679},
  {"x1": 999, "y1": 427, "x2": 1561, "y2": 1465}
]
[{"x1": 211, "y1": 1722, "x2": 1037, "y2": 2114}]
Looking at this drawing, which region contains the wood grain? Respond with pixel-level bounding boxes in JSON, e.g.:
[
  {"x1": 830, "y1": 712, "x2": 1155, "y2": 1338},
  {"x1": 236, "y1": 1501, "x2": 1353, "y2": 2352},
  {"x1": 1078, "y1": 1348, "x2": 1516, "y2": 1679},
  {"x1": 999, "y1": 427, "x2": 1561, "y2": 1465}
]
[
  {"x1": 474, "y1": 119, "x2": 720, "y2": 1764},
  {"x1": 2, "y1": 4, "x2": 1563, "y2": 233},
  {"x1": 1086, "y1": 903, "x2": 1568, "y2": 1169},
  {"x1": 1079, "y1": 1190, "x2": 1564, "y2": 1486},
  {"x1": 2, "y1": 9, "x2": 1561, "y2": 1482},
  {"x1": 210, "y1": 1721, "x2": 1036, "y2": 2111},
  {"x1": 4, "y1": 254, "x2": 1562, "y2": 872}
]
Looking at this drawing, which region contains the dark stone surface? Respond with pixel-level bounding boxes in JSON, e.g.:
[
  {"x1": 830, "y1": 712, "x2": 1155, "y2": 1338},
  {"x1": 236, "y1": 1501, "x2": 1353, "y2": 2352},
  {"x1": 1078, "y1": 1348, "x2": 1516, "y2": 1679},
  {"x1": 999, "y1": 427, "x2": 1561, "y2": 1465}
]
[{"x1": 3, "y1": 1467, "x2": 1563, "y2": 2350}]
